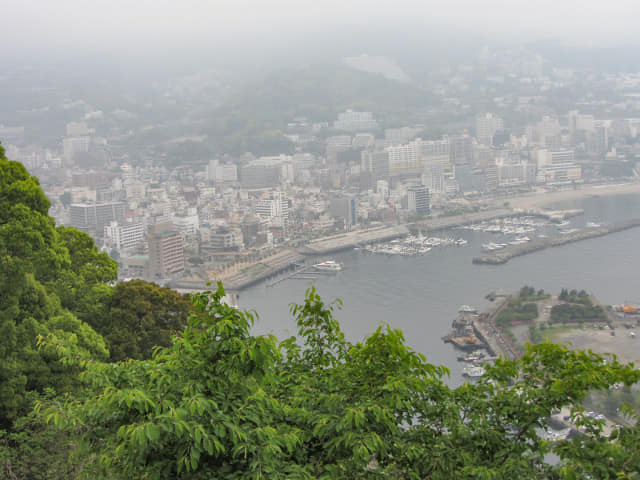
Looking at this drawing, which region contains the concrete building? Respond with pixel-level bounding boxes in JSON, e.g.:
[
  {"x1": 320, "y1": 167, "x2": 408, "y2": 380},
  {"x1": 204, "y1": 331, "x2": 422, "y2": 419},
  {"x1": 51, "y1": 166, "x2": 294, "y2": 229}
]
[
  {"x1": 70, "y1": 202, "x2": 126, "y2": 236},
  {"x1": 104, "y1": 221, "x2": 144, "y2": 252},
  {"x1": 207, "y1": 159, "x2": 238, "y2": 183},
  {"x1": 495, "y1": 159, "x2": 537, "y2": 187},
  {"x1": 387, "y1": 142, "x2": 419, "y2": 174},
  {"x1": 333, "y1": 110, "x2": 379, "y2": 132},
  {"x1": 362, "y1": 150, "x2": 389, "y2": 181},
  {"x1": 255, "y1": 191, "x2": 289, "y2": 227},
  {"x1": 329, "y1": 194, "x2": 357, "y2": 229},
  {"x1": 407, "y1": 185, "x2": 430, "y2": 215},
  {"x1": 148, "y1": 223, "x2": 185, "y2": 280},
  {"x1": 63, "y1": 136, "x2": 90, "y2": 163},
  {"x1": 476, "y1": 113, "x2": 504, "y2": 145},
  {"x1": 450, "y1": 134, "x2": 473, "y2": 165}
]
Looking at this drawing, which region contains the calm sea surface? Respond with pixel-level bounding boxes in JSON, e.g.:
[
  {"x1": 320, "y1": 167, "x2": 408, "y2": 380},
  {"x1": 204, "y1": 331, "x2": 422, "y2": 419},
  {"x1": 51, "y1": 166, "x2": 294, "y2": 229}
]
[{"x1": 240, "y1": 194, "x2": 640, "y2": 382}]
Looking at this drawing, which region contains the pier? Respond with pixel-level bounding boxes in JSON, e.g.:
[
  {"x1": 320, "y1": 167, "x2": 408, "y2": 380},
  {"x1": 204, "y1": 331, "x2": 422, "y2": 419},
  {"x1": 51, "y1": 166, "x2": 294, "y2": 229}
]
[
  {"x1": 473, "y1": 218, "x2": 640, "y2": 265},
  {"x1": 298, "y1": 225, "x2": 410, "y2": 255}
]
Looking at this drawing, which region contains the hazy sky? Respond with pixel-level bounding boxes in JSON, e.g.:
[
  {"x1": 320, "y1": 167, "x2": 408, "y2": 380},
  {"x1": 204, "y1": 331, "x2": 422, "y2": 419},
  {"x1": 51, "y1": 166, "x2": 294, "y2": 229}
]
[{"x1": 5, "y1": 0, "x2": 640, "y2": 56}]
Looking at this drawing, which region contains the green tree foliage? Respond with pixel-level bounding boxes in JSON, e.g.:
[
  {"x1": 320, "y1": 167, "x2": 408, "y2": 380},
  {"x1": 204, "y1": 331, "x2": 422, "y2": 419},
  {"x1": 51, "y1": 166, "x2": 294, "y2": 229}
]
[
  {"x1": 92, "y1": 280, "x2": 193, "y2": 362},
  {"x1": 41, "y1": 284, "x2": 640, "y2": 479},
  {"x1": 0, "y1": 146, "x2": 109, "y2": 428},
  {"x1": 552, "y1": 290, "x2": 605, "y2": 323},
  {"x1": 48, "y1": 226, "x2": 116, "y2": 322},
  {"x1": 495, "y1": 299, "x2": 539, "y2": 327}
]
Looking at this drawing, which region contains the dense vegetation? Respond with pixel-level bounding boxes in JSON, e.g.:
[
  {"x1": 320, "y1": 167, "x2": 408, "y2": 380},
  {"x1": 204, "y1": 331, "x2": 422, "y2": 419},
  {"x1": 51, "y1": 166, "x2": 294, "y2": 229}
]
[
  {"x1": 494, "y1": 287, "x2": 543, "y2": 327},
  {"x1": 2, "y1": 146, "x2": 640, "y2": 478},
  {"x1": 551, "y1": 289, "x2": 606, "y2": 324}
]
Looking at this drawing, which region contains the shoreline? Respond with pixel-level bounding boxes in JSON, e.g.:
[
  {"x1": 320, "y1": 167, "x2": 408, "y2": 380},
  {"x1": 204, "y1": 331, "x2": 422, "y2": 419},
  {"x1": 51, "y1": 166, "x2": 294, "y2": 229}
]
[{"x1": 508, "y1": 182, "x2": 640, "y2": 210}]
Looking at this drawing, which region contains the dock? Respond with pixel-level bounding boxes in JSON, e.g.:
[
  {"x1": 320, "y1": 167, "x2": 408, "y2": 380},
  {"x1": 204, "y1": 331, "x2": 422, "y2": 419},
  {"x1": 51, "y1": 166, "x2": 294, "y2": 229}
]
[
  {"x1": 473, "y1": 218, "x2": 640, "y2": 265},
  {"x1": 298, "y1": 225, "x2": 410, "y2": 255},
  {"x1": 266, "y1": 264, "x2": 339, "y2": 287}
]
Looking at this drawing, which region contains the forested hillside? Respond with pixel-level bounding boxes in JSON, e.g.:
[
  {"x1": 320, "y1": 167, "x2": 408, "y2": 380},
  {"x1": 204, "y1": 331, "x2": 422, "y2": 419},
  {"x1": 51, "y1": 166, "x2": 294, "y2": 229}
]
[{"x1": 2, "y1": 142, "x2": 640, "y2": 478}]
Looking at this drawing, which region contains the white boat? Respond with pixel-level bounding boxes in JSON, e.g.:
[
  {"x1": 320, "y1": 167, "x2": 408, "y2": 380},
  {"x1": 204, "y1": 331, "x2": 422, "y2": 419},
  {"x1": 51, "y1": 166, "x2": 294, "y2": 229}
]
[
  {"x1": 482, "y1": 242, "x2": 505, "y2": 252},
  {"x1": 462, "y1": 366, "x2": 486, "y2": 378},
  {"x1": 313, "y1": 260, "x2": 342, "y2": 272}
]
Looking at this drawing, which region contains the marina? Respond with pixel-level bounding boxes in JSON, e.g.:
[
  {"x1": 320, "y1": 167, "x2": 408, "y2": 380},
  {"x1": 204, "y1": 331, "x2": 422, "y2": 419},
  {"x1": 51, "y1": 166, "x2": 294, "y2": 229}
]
[
  {"x1": 361, "y1": 233, "x2": 467, "y2": 256},
  {"x1": 473, "y1": 218, "x2": 640, "y2": 265},
  {"x1": 240, "y1": 193, "x2": 640, "y2": 385}
]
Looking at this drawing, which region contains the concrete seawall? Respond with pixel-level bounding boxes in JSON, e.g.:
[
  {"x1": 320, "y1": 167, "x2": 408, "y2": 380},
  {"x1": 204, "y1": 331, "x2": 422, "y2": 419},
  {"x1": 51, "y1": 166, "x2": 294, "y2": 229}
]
[{"x1": 473, "y1": 218, "x2": 640, "y2": 265}]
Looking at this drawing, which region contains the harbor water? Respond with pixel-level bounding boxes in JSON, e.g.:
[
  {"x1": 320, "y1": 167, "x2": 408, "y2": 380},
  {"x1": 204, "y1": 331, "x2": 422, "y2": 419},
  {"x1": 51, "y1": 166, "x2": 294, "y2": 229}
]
[{"x1": 240, "y1": 193, "x2": 640, "y2": 383}]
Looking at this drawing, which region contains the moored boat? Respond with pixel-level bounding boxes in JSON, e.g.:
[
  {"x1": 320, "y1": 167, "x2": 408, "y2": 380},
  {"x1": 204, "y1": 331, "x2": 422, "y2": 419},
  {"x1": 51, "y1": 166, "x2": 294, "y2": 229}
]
[{"x1": 313, "y1": 260, "x2": 342, "y2": 272}]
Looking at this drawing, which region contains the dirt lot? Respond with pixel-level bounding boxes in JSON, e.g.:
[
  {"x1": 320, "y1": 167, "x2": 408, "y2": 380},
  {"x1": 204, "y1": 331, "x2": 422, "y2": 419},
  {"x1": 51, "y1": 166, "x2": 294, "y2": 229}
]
[{"x1": 552, "y1": 327, "x2": 640, "y2": 364}]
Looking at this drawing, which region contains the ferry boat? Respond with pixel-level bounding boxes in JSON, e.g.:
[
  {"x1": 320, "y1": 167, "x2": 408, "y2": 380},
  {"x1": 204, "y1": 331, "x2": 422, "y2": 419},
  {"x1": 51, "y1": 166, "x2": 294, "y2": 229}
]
[{"x1": 313, "y1": 260, "x2": 342, "y2": 272}]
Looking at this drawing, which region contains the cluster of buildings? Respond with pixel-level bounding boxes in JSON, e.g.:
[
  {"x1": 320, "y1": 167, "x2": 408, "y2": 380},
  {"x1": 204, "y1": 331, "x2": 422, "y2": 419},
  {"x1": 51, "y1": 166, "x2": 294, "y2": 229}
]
[{"x1": 3, "y1": 45, "x2": 640, "y2": 285}]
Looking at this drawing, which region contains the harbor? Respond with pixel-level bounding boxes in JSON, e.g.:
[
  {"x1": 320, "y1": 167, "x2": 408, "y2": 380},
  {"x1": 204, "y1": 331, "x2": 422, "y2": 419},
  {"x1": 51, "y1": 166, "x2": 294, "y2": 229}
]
[
  {"x1": 443, "y1": 295, "x2": 519, "y2": 375},
  {"x1": 473, "y1": 218, "x2": 640, "y2": 264}
]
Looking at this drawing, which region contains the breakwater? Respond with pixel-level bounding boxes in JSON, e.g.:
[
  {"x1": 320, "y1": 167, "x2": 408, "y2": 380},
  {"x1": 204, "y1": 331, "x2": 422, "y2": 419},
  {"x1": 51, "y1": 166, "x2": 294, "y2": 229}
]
[
  {"x1": 299, "y1": 225, "x2": 410, "y2": 255},
  {"x1": 473, "y1": 218, "x2": 640, "y2": 265}
]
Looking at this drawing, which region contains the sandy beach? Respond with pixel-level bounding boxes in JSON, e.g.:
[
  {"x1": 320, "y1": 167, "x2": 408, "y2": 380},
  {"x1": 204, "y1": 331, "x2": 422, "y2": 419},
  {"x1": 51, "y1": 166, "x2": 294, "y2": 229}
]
[{"x1": 508, "y1": 182, "x2": 640, "y2": 210}]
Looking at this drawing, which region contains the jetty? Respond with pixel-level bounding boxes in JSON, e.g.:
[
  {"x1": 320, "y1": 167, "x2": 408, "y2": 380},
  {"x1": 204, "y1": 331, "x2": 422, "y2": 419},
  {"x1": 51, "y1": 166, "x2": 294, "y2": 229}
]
[
  {"x1": 299, "y1": 225, "x2": 410, "y2": 255},
  {"x1": 473, "y1": 218, "x2": 640, "y2": 265}
]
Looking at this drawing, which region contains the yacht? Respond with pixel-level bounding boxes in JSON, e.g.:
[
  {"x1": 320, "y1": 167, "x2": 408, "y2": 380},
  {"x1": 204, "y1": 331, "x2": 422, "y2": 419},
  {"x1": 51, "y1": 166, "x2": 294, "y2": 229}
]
[{"x1": 313, "y1": 260, "x2": 342, "y2": 272}]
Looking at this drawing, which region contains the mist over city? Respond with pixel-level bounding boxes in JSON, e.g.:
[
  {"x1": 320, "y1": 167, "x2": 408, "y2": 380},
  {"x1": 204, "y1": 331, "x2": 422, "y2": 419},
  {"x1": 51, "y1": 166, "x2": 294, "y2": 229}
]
[{"x1": 2, "y1": 1, "x2": 640, "y2": 478}]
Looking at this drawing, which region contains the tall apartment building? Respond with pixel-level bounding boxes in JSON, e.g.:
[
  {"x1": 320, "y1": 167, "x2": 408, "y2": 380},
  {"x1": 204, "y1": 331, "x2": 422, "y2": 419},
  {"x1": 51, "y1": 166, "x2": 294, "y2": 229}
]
[
  {"x1": 419, "y1": 137, "x2": 450, "y2": 168},
  {"x1": 62, "y1": 136, "x2": 90, "y2": 163},
  {"x1": 70, "y1": 202, "x2": 126, "y2": 237},
  {"x1": 386, "y1": 142, "x2": 419, "y2": 174},
  {"x1": 449, "y1": 134, "x2": 473, "y2": 165},
  {"x1": 407, "y1": 185, "x2": 430, "y2": 215},
  {"x1": 255, "y1": 191, "x2": 290, "y2": 227},
  {"x1": 104, "y1": 221, "x2": 144, "y2": 252},
  {"x1": 361, "y1": 150, "x2": 389, "y2": 181},
  {"x1": 148, "y1": 223, "x2": 185, "y2": 280},
  {"x1": 329, "y1": 194, "x2": 357, "y2": 229},
  {"x1": 476, "y1": 113, "x2": 504, "y2": 145}
]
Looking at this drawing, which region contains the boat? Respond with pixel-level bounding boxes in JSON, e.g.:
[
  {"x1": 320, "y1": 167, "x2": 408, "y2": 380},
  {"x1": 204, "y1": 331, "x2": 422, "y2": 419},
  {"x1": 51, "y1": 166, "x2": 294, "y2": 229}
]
[
  {"x1": 462, "y1": 366, "x2": 486, "y2": 378},
  {"x1": 458, "y1": 305, "x2": 478, "y2": 314},
  {"x1": 313, "y1": 260, "x2": 342, "y2": 272},
  {"x1": 482, "y1": 242, "x2": 506, "y2": 252}
]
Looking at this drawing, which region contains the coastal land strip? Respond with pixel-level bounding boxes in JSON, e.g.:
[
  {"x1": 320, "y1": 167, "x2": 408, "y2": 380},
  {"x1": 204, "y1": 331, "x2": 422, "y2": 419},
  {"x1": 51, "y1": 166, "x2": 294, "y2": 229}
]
[{"x1": 177, "y1": 182, "x2": 640, "y2": 291}]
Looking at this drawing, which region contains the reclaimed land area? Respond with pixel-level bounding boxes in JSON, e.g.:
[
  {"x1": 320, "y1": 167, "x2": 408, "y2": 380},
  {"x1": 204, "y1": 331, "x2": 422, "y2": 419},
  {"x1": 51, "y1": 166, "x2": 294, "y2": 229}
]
[{"x1": 473, "y1": 218, "x2": 640, "y2": 265}]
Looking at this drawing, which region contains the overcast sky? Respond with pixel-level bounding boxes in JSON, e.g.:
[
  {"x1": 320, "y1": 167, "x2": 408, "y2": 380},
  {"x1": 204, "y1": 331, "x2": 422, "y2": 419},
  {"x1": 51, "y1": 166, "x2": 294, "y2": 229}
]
[{"x1": 4, "y1": 0, "x2": 640, "y2": 56}]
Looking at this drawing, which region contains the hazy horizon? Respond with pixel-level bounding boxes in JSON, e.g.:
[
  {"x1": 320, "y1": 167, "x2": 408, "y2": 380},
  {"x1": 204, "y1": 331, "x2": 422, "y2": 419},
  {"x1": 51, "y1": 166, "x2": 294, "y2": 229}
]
[{"x1": 4, "y1": 0, "x2": 640, "y2": 66}]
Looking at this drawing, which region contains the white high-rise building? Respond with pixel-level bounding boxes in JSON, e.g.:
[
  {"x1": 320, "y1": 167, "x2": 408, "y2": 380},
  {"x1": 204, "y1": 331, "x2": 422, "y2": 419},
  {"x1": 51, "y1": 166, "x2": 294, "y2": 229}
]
[
  {"x1": 207, "y1": 160, "x2": 238, "y2": 183},
  {"x1": 476, "y1": 113, "x2": 504, "y2": 145},
  {"x1": 104, "y1": 221, "x2": 144, "y2": 252},
  {"x1": 255, "y1": 191, "x2": 289, "y2": 227},
  {"x1": 376, "y1": 180, "x2": 389, "y2": 199},
  {"x1": 334, "y1": 110, "x2": 379, "y2": 132}
]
